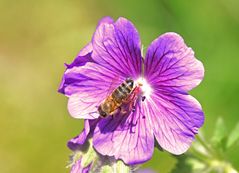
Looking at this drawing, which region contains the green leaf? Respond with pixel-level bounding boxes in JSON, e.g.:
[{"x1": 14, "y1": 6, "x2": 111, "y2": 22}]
[
  {"x1": 224, "y1": 162, "x2": 238, "y2": 173},
  {"x1": 171, "y1": 155, "x2": 194, "y2": 173},
  {"x1": 226, "y1": 122, "x2": 239, "y2": 149},
  {"x1": 211, "y1": 117, "x2": 227, "y2": 148},
  {"x1": 115, "y1": 160, "x2": 131, "y2": 173},
  {"x1": 101, "y1": 160, "x2": 131, "y2": 173},
  {"x1": 81, "y1": 139, "x2": 98, "y2": 167},
  {"x1": 186, "y1": 158, "x2": 206, "y2": 171},
  {"x1": 101, "y1": 165, "x2": 113, "y2": 173}
]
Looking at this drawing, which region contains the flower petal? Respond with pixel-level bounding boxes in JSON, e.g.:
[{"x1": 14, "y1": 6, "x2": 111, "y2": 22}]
[
  {"x1": 96, "y1": 16, "x2": 114, "y2": 28},
  {"x1": 68, "y1": 43, "x2": 94, "y2": 67},
  {"x1": 58, "y1": 46, "x2": 93, "y2": 94},
  {"x1": 58, "y1": 17, "x2": 114, "y2": 94},
  {"x1": 93, "y1": 102, "x2": 154, "y2": 165},
  {"x1": 74, "y1": 16, "x2": 113, "y2": 58},
  {"x1": 68, "y1": 119, "x2": 99, "y2": 150},
  {"x1": 68, "y1": 120, "x2": 91, "y2": 150},
  {"x1": 148, "y1": 92, "x2": 204, "y2": 154},
  {"x1": 92, "y1": 17, "x2": 142, "y2": 79},
  {"x1": 145, "y1": 32, "x2": 204, "y2": 92},
  {"x1": 66, "y1": 62, "x2": 124, "y2": 119}
]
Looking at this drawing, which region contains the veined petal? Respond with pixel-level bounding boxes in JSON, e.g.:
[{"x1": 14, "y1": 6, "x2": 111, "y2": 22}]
[
  {"x1": 92, "y1": 17, "x2": 142, "y2": 79},
  {"x1": 145, "y1": 32, "x2": 204, "y2": 92},
  {"x1": 67, "y1": 43, "x2": 94, "y2": 68},
  {"x1": 59, "y1": 17, "x2": 122, "y2": 119},
  {"x1": 93, "y1": 101, "x2": 154, "y2": 165},
  {"x1": 66, "y1": 62, "x2": 124, "y2": 119},
  {"x1": 96, "y1": 16, "x2": 114, "y2": 28},
  {"x1": 78, "y1": 43, "x2": 93, "y2": 57},
  {"x1": 58, "y1": 45, "x2": 93, "y2": 94},
  {"x1": 75, "y1": 16, "x2": 113, "y2": 57},
  {"x1": 67, "y1": 16, "x2": 114, "y2": 69},
  {"x1": 58, "y1": 16, "x2": 114, "y2": 94},
  {"x1": 148, "y1": 93, "x2": 204, "y2": 154},
  {"x1": 74, "y1": 17, "x2": 113, "y2": 58}
]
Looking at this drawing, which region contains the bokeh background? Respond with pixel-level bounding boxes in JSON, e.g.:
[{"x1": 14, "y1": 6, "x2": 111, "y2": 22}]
[{"x1": 1, "y1": 0, "x2": 239, "y2": 172}]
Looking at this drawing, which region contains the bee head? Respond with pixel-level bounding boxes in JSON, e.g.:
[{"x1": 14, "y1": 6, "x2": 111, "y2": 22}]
[
  {"x1": 126, "y1": 78, "x2": 134, "y2": 88},
  {"x1": 98, "y1": 106, "x2": 107, "y2": 118}
]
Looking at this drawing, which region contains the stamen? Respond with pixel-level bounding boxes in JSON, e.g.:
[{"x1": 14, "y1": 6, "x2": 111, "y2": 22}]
[{"x1": 136, "y1": 77, "x2": 152, "y2": 99}]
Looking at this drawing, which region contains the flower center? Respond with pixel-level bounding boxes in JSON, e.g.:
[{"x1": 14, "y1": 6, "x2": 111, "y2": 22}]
[{"x1": 135, "y1": 77, "x2": 152, "y2": 99}]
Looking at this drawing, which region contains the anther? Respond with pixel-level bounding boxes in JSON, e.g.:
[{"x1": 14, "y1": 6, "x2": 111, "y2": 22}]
[{"x1": 142, "y1": 96, "x2": 146, "y2": 102}]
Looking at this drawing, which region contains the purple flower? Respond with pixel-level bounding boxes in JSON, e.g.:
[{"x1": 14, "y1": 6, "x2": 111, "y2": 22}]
[{"x1": 59, "y1": 17, "x2": 204, "y2": 165}]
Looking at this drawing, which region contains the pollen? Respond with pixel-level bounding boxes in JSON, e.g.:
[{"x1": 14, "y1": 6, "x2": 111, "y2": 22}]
[{"x1": 136, "y1": 77, "x2": 153, "y2": 99}]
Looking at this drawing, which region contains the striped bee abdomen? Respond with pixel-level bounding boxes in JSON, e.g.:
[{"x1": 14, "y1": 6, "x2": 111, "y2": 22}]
[
  {"x1": 112, "y1": 78, "x2": 134, "y2": 103},
  {"x1": 98, "y1": 78, "x2": 135, "y2": 117}
]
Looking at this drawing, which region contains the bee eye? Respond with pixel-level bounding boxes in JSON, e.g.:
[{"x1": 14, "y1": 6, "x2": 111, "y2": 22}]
[
  {"x1": 102, "y1": 112, "x2": 107, "y2": 117},
  {"x1": 126, "y1": 77, "x2": 132, "y2": 82},
  {"x1": 126, "y1": 78, "x2": 134, "y2": 88},
  {"x1": 98, "y1": 107, "x2": 106, "y2": 117},
  {"x1": 128, "y1": 81, "x2": 134, "y2": 88}
]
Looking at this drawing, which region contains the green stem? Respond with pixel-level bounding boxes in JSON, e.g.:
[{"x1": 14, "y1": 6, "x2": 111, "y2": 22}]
[
  {"x1": 101, "y1": 160, "x2": 132, "y2": 173},
  {"x1": 196, "y1": 134, "x2": 218, "y2": 158},
  {"x1": 190, "y1": 146, "x2": 211, "y2": 164}
]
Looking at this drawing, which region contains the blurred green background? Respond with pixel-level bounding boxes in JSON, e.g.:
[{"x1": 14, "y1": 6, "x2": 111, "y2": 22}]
[{"x1": 1, "y1": 0, "x2": 239, "y2": 172}]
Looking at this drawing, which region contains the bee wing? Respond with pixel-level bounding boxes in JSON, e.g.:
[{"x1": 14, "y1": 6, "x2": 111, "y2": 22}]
[
  {"x1": 88, "y1": 111, "x2": 101, "y2": 119},
  {"x1": 68, "y1": 93, "x2": 103, "y2": 119},
  {"x1": 104, "y1": 75, "x2": 122, "y2": 98},
  {"x1": 68, "y1": 76, "x2": 123, "y2": 119}
]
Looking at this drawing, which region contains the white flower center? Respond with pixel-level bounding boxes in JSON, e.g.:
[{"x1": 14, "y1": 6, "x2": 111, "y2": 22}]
[{"x1": 136, "y1": 77, "x2": 152, "y2": 99}]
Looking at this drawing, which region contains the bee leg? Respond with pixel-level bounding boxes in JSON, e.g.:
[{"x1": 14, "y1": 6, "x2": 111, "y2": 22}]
[
  {"x1": 110, "y1": 108, "x2": 121, "y2": 119},
  {"x1": 121, "y1": 108, "x2": 128, "y2": 115},
  {"x1": 111, "y1": 111, "x2": 117, "y2": 120},
  {"x1": 121, "y1": 104, "x2": 128, "y2": 113},
  {"x1": 118, "y1": 106, "x2": 123, "y2": 114},
  {"x1": 126, "y1": 99, "x2": 135, "y2": 113}
]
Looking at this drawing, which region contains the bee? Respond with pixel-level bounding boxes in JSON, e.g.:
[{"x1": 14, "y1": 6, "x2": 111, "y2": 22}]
[{"x1": 98, "y1": 78, "x2": 136, "y2": 118}]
